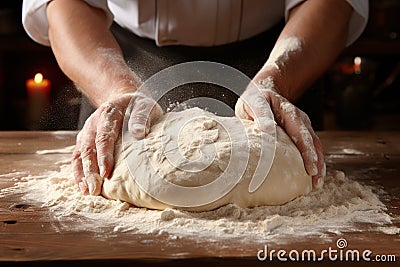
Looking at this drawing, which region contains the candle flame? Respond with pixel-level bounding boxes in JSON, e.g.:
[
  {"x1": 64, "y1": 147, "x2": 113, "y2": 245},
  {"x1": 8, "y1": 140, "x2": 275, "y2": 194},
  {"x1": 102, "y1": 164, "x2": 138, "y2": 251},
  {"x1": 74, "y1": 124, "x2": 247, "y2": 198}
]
[
  {"x1": 354, "y1": 57, "x2": 361, "y2": 66},
  {"x1": 353, "y1": 57, "x2": 361, "y2": 74},
  {"x1": 34, "y1": 73, "x2": 43, "y2": 83}
]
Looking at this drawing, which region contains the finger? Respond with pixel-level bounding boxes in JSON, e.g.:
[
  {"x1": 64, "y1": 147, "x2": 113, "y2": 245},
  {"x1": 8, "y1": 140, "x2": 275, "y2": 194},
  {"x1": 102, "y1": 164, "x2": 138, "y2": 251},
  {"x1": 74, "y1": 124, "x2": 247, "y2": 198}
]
[
  {"x1": 96, "y1": 104, "x2": 123, "y2": 179},
  {"x1": 302, "y1": 116, "x2": 326, "y2": 189},
  {"x1": 128, "y1": 95, "x2": 151, "y2": 138},
  {"x1": 313, "y1": 140, "x2": 326, "y2": 190},
  {"x1": 128, "y1": 94, "x2": 161, "y2": 139},
  {"x1": 235, "y1": 98, "x2": 252, "y2": 120},
  {"x1": 72, "y1": 132, "x2": 84, "y2": 183},
  {"x1": 245, "y1": 102, "x2": 276, "y2": 133},
  {"x1": 147, "y1": 102, "x2": 163, "y2": 129},
  {"x1": 80, "y1": 143, "x2": 102, "y2": 196},
  {"x1": 239, "y1": 88, "x2": 275, "y2": 133},
  {"x1": 72, "y1": 149, "x2": 84, "y2": 184},
  {"x1": 79, "y1": 116, "x2": 103, "y2": 196},
  {"x1": 297, "y1": 124, "x2": 318, "y2": 177},
  {"x1": 271, "y1": 96, "x2": 318, "y2": 177}
]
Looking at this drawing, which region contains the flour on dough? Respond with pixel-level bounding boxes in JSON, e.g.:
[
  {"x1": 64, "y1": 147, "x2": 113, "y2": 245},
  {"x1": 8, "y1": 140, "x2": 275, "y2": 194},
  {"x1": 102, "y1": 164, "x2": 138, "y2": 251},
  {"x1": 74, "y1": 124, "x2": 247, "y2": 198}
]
[{"x1": 102, "y1": 108, "x2": 312, "y2": 211}]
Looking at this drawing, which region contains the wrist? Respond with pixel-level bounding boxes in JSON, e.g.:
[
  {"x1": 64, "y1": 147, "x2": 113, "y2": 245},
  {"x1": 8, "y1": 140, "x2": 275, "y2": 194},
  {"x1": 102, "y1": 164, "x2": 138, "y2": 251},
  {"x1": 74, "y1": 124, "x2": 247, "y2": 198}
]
[
  {"x1": 97, "y1": 78, "x2": 141, "y2": 106},
  {"x1": 252, "y1": 70, "x2": 289, "y2": 99},
  {"x1": 105, "y1": 87, "x2": 135, "y2": 103}
]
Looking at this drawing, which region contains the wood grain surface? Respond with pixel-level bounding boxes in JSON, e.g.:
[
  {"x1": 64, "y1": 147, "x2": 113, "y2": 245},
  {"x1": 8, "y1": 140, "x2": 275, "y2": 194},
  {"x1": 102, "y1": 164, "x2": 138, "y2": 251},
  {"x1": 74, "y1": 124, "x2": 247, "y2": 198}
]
[{"x1": 0, "y1": 131, "x2": 399, "y2": 266}]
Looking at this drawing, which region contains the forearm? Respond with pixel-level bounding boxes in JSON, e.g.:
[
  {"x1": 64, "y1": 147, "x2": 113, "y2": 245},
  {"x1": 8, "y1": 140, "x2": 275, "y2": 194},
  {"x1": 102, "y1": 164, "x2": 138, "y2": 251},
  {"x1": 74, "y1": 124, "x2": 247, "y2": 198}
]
[
  {"x1": 47, "y1": 0, "x2": 140, "y2": 107},
  {"x1": 255, "y1": 0, "x2": 352, "y2": 102}
]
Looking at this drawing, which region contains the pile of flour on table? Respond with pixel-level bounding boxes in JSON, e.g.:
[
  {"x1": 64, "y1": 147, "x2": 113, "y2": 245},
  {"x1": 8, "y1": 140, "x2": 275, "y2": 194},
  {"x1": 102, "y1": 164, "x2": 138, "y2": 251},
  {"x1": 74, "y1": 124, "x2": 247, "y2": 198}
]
[{"x1": 1, "y1": 162, "x2": 398, "y2": 241}]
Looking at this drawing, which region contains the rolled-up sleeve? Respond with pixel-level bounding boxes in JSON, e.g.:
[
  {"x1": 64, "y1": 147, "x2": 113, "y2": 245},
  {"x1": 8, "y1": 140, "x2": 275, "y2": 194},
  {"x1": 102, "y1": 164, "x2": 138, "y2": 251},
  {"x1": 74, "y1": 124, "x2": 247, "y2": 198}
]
[
  {"x1": 285, "y1": 0, "x2": 369, "y2": 46},
  {"x1": 22, "y1": 0, "x2": 114, "y2": 46}
]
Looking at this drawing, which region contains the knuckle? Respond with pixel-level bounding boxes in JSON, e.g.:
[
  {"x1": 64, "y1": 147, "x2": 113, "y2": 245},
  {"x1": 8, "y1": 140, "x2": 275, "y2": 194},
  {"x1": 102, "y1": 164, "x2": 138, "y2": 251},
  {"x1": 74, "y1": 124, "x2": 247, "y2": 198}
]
[
  {"x1": 72, "y1": 151, "x2": 81, "y2": 161},
  {"x1": 299, "y1": 125, "x2": 311, "y2": 139},
  {"x1": 83, "y1": 113, "x2": 98, "y2": 128},
  {"x1": 101, "y1": 102, "x2": 116, "y2": 110},
  {"x1": 72, "y1": 147, "x2": 81, "y2": 159},
  {"x1": 100, "y1": 102, "x2": 124, "y2": 118},
  {"x1": 300, "y1": 111, "x2": 311, "y2": 124},
  {"x1": 76, "y1": 131, "x2": 84, "y2": 143},
  {"x1": 273, "y1": 92, "x2": 286, "y2": 102},
  {"x1": 131, "y1": 112, "x2": 148, "y2": 123},
  {"x1": 132, "y1": 101, "x2": 149, "y2": 112},
  {"x1": 95, "y1": 131, "x2": 114, "y2": 145},
  {"x1": 80, "y1": 144, "x2": 96, "y2": 158},
  {"x1": 279, "y1": 102, "x2": 299, "y2": 121},
  {"x1": 98, "y1": 153, "x2": 113, "y2": 164}
]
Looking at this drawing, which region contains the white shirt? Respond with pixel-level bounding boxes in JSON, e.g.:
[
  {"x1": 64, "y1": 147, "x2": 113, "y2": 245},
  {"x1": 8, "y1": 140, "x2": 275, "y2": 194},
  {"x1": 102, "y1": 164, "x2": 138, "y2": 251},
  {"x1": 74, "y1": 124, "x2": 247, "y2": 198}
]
[{"x1": 22, "y1": 0, "x2": 368, "y2": 47}]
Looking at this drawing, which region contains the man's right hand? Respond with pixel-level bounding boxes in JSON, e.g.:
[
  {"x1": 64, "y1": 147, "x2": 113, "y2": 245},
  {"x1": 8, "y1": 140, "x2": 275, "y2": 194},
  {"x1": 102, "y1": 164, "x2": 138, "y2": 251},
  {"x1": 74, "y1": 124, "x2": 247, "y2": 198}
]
[
  {"x1": 72, "y1": 92, "x2": 163, "y2": 196},
  {"x1": 46, "y1": 1, "x2": 164, "y2": 195}
]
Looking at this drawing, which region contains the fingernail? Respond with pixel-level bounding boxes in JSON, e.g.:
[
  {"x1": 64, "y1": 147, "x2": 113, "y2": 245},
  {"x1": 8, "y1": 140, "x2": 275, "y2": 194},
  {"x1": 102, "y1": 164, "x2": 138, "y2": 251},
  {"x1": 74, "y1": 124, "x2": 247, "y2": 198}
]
[
  {"x1": 99, "y1": 165, "x2": 106, "y2": 177},
  {"x1": 130, "y1": 124, "x2": 146, "y2": 136},
  {"x1": 315, "y1": 177, "x2": 324, "y2": 190},
  {"x1": 78, "y1": 182, "x2": 87, "y2": 192},
  {"x1": 322, "y1": 163, "x2": 327, "y2": 178},
  {"x1": 311, "y1": 163, "x2": 318, "y2": 176},
  {"x1": 88, "y1": 183, "x2": 96, "y2": 195}
]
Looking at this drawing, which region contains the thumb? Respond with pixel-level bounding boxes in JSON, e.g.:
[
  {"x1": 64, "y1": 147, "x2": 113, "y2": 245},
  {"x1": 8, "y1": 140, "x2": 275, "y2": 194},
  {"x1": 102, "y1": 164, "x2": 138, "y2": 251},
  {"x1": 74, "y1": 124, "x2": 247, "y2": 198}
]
[
  {"x1": 128, "y1": 94, "x2": 163, "y2": 139},
  {"x1": 238, "y1": 88, "x2": 275, "y2": 133},
  {"x1": 235, "y1": 98, "x2": 252, "y2": 120}
]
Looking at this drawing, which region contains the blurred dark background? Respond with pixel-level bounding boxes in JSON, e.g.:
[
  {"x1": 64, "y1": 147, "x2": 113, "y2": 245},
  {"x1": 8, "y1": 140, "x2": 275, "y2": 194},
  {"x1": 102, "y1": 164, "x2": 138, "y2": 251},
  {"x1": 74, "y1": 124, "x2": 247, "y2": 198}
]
[{"x1": 0, "y1": 0, "x2": 399, "y2": 131}]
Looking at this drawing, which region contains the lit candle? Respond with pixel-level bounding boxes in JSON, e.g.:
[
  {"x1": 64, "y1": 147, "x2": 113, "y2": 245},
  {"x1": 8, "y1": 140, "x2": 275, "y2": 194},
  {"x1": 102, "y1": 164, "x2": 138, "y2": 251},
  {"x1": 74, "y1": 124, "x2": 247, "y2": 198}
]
[
  {"x1": 26, "y1": 73, "x2": 51, "y2": 129},
  {"x1": 353, "y1": 57, "x2": 362, "y2": 74},
  {"x1": 26, "y1": 73, "x2": 51, "y2": 92}
]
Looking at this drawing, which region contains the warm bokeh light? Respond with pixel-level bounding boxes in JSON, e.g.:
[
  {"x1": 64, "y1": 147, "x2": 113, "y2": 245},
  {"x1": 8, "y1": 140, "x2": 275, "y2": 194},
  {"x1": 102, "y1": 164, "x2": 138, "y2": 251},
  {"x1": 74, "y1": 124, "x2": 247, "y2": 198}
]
[
  {"x1": 34, "y1": 73, "x2": 43, "y2": 83},
  {"x1": 354, "y1": 57, "x2": 362, "y2": 66},
  {"x1": 354, "y1": 57, "x2": 361, "y2": 74}
]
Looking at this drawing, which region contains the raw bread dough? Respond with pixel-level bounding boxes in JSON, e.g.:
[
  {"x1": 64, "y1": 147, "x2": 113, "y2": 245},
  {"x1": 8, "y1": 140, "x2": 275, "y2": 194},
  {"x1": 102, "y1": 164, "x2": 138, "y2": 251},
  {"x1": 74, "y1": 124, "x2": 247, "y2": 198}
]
[{"x1": 102, "y1": 108, "x2": 312, "y2": 211}]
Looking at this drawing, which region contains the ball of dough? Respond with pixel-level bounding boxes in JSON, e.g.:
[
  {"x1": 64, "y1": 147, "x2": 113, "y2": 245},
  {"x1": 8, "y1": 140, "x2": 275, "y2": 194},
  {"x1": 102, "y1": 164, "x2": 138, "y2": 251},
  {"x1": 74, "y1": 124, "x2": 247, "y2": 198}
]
[{"x1": 102, "y1": 108, "x2": 312, "y2": 211}]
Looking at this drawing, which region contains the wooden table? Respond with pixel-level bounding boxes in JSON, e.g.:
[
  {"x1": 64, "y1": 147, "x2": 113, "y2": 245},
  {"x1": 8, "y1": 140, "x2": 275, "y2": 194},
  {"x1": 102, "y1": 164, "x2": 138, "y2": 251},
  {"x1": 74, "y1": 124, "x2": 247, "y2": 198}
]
[{"x1": 0, "y1": 131, "x2": 399, "y2": 266}]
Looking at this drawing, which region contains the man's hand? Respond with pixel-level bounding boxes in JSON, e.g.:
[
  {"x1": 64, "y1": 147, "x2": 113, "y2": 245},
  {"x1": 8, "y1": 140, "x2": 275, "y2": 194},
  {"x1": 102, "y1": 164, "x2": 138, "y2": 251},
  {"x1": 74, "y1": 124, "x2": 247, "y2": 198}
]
[
  {"x1": 47, "y1": 1, "x2": 166, "y2": 195},
  {"x1": 235, "y1": 78, "x2": 326, "y2": 189},
  {"x1": 72, "y1": 92, "x2": 163, "y2": 195},
  {"x1": 234, "y1": 0, "x2": 352, "y2": 189}
]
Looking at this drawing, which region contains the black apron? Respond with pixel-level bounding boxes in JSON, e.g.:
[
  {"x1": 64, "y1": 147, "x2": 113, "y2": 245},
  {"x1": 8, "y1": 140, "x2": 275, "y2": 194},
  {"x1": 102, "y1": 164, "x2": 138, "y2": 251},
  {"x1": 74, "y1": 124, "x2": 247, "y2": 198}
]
[{"x1": 78, "y1": 21, "x2": 322, "y2": 129}]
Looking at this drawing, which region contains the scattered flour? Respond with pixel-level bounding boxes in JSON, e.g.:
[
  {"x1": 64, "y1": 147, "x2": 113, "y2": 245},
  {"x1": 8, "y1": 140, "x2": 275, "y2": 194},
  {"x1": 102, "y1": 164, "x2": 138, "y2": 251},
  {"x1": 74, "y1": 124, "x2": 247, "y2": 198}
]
[
  {"x1": 36, "y1": 145, "x2": 75, "y2": 155},
  {"x1": 1, "y1": 162, "x2": 398, "y2": 242}
]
